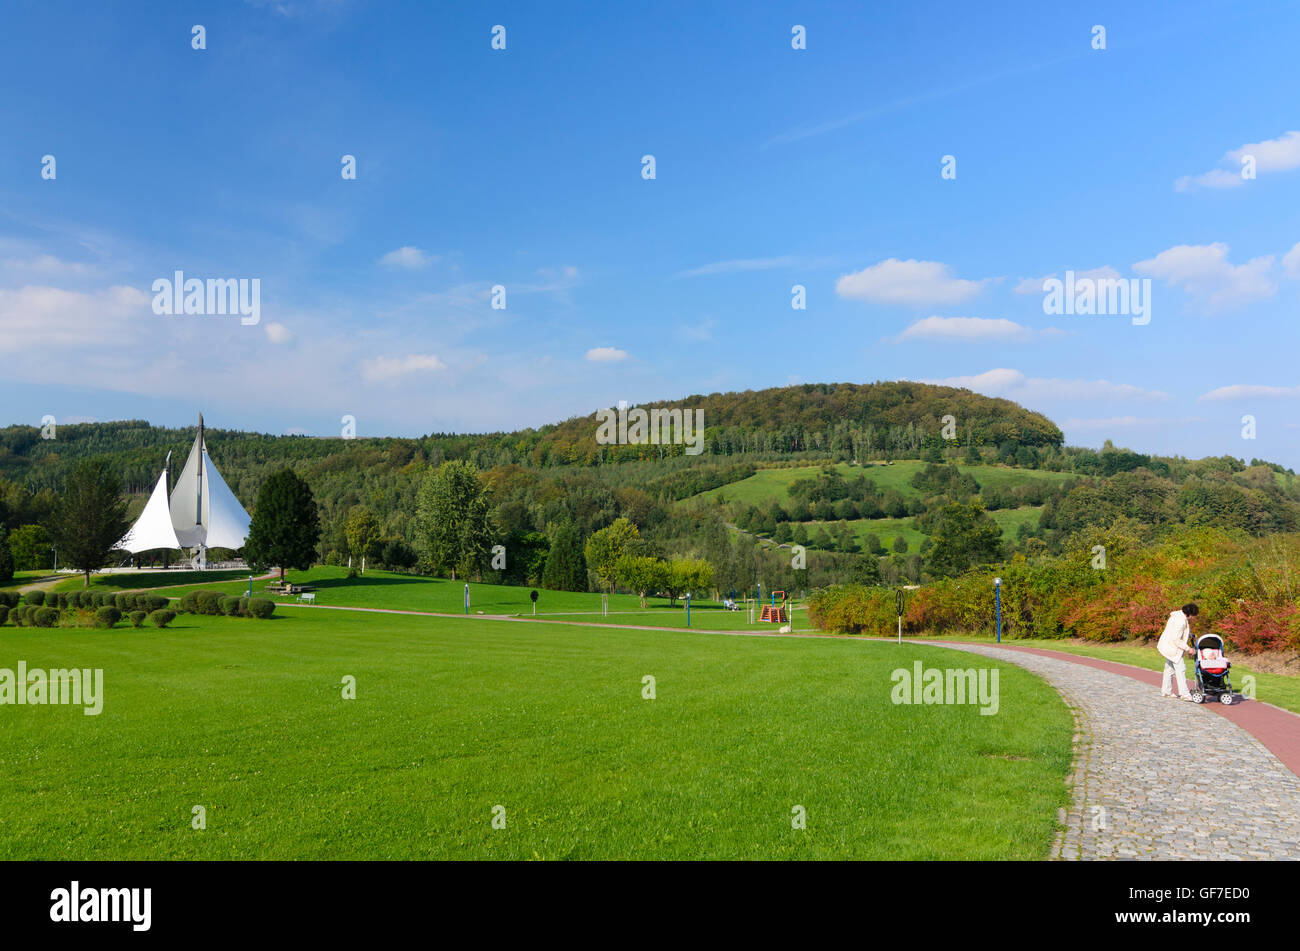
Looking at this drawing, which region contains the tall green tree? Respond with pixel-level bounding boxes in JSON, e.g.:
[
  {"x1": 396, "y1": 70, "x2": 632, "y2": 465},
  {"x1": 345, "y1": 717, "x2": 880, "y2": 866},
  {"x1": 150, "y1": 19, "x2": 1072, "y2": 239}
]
[
  {"x1": 616, "y1": 554, "x2": 667, "y2": 608},
  {"x1": 344, "y1": 505, "x2": 382, "y2": 571},
  {"x1": 244, "y1": 468, "x2": 322, "y2": 582},
  {"x1": 925, "y1": 501, "x2": 1004, "y2": 577},
  {"x1": 0, "y1": 524, "x2": 13, "y2": 584},
  {"x1": 583, "y1": 517, "x2": 640, "y2": 592},
  {"x1": 7, "y1": 524, "x2": 53, "y2": 570},
  {"x1": 416, "y1": 460, "x2": 493, "y2": 580},
  {"x1": 49, "y1": 459, "x2": 130, "y2": 587},
  {"x1": 663, "y1": 557, "x2": 715, "y2": 606},
  {"x1": 541, "y1": 522, "x2": 587, "y2": 592}
]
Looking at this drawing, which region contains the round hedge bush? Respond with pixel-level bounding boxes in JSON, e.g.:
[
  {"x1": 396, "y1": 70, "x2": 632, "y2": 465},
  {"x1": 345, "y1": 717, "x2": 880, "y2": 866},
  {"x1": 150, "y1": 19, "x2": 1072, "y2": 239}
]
[
  {"x1": 149, "y1": 609, "x2": 176, "y2": 628},
  {"x1": 114, "y1": 593, "x2": 132, "y2": 612},
  {"x1": 0, "y1": 605, "x2": 9, "y2": 625},
  {"x1": 25, "y1": 590, "x2": 45, "y2": 607},
  {"x1": 195, "y1": 591, "x2": 224, "y2": 616},
  {"x1": 247, "y1": 598, "x2": 276, "y2": 619},
  {"x1": 219, "y1": 596, "x2": 241, "y2": 616},
  {"x1": 93, "y1": 606, "x2": 122, "y2": 629},
  {"x1": 34, "y1": 607, "x2": 60, "y2": 628},
  {"x1": 129, "y1": 610, "x2": 148, "y2": 628},
  {"x1": 142, "y1": 594, "x2": 169, "y2": 613}
]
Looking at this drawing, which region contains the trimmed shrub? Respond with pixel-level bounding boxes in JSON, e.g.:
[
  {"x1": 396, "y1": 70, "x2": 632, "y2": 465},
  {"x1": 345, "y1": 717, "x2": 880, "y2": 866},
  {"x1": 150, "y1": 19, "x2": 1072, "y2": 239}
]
[
  {"x1": 237, "y1": 596, "x2": 250, "y2": 617},
  {"x1": 142, "y1": 594, "x2": 169, "y2": 613},
  {"x1": 180, "y1": 590, "x2": 201, "y2": 613},
  {"x1": 247, "y1": 598, "x2": 276, "y2": 619},
  {"x1": 0, "y1": 605, "x2": 9, "y2": 625},
  {"x1": 129, "y1": 610, "x2": 148, "y2": 628},
  {"x1": 34, "y1": 607, "x2": 60, "y2": 628},
  {"x1": 114, "y1": 593, "x2": 133, "y2": 612},
  {"x1": 25, "y1": 590, "x2": 46, "y2": 607},
  {"x1": 195, "y1": 591, "x2": 224, "y2": 616},
  {"x1": 219, "y1": 596, "x2": 240, "y2": 616},
  {"x1": 13, "y1": 605, "x2": 32, "y2": 626},
  {"x1": 149, "y1": 609, "x2": 176, "y2": 628},
  {"x1": 93, "y1": 606, "x2": 122, "y2": 629}
]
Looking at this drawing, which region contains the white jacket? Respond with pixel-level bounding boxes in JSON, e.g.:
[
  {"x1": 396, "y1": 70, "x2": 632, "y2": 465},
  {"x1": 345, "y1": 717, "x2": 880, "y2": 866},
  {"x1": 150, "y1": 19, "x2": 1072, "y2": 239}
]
[{"x1": 1157, "y1": 610, "x2": 1191, "y2": 661}]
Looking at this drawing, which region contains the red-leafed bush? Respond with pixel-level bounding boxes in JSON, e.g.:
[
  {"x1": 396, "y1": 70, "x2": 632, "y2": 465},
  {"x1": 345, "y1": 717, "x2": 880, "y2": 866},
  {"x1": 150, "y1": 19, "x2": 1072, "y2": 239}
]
[{"x1": 1217, "y1": 600, "x2": 1300, "y2": 654}]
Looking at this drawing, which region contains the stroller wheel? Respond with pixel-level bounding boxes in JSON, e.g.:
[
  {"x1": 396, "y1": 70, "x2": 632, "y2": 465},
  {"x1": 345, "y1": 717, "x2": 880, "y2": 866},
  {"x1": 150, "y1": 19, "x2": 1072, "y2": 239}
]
[
  {"x1": 1190, "y1": 689, "x2": 1204, "y2": 703},
  {"x1": 1221, "y1": 693, "x2": 1234, "y2": 706}
]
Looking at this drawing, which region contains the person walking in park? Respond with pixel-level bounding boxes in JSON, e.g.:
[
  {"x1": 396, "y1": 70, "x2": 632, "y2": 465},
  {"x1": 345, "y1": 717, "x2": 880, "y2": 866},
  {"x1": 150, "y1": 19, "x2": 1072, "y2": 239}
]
[{"x1": 1157, "y1": 603, "x2": 1198, "y2": 701}]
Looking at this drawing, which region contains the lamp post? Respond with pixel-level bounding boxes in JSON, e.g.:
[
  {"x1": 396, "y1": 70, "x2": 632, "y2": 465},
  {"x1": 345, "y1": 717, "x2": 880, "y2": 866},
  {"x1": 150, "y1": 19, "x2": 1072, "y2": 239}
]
[
  {"x1": 685, "y1": 592, "x2": 691, "y2": 628},
  {"x1": 994, "y1": 577, "x2": 1003, "y2": 643},
  {"x1": 464, "y1": 583, "x2": 469, "y2": 615}
]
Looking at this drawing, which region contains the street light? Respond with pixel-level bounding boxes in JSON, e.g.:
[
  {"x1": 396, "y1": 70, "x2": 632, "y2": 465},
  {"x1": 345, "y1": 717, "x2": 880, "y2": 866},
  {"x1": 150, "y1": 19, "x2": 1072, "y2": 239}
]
[{"x1": 994, "y1": 577, "x2": 1003, "y2": 643}]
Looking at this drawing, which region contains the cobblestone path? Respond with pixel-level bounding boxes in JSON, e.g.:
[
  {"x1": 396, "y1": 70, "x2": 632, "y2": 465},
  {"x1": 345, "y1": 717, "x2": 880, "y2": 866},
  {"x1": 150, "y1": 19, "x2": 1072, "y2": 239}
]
[{"x1": 922, "y1": 641, "x2": 1300, "y2": 860}]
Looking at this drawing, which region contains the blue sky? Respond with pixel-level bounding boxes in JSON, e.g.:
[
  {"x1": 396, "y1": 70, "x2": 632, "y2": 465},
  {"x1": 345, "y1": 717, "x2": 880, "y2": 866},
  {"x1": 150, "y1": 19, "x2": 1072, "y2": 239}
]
[{"x1": 2, "y1": 0, "x2": 1299, "y2": 465}]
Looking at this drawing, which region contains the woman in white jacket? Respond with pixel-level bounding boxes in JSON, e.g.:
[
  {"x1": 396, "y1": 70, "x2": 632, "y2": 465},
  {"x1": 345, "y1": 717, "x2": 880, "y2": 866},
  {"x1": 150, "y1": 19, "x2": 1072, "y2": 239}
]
[{"x1": 1157, "y1": 603, "x2": 1198, "y2": 700}]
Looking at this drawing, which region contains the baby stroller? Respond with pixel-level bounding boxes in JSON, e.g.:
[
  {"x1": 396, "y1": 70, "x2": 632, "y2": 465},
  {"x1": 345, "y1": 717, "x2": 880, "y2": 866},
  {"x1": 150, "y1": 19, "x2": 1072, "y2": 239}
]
[{"x1": 1189, "y1": 633, "x2": 1235, "y2": 705}]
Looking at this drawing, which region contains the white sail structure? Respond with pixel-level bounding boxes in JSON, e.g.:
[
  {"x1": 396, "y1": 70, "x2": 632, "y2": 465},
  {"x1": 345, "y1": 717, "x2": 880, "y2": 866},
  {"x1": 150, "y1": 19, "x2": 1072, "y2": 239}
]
[
  {"x1": 118, "y1": 415, "x2": 251, "y2": 562},
  {"x1": 117, "y1": 464, "x2": 183, "y2": 553}
]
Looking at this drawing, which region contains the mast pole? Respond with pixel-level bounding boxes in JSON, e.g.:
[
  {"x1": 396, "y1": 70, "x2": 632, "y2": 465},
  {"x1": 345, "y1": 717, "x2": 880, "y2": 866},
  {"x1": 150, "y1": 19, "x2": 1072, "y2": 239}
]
[{"x1": 197, "y1": 414, "x2": 205, "y2": 570}]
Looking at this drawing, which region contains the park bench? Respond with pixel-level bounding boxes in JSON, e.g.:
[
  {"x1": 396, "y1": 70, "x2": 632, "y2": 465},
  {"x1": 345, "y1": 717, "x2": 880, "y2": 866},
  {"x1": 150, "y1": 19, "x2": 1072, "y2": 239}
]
[{"x1": 298, "y1": 592, "x2": 316, "y2": 604}]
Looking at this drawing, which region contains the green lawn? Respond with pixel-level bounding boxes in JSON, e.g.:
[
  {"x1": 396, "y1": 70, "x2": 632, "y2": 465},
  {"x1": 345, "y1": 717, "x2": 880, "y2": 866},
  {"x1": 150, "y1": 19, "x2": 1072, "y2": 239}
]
[
  {"x1": 697, "y1": 461, "x2": 1071, "y2": 507},
  {"x1": 922, "y1": 634, "x2": 1300, "y2": 717},
  {"x1": 53, "y1": 566, "x2": 806, "y2": 632},
  {"x1": 779, "y1": 506, "x2": 1042, "y2": 555},
  {"x1": 0, "y1": 608, "x2": 1071, "y2": 859},
  {"x1": 0, "y1": 571, "x2": 53, "y2": 590}
]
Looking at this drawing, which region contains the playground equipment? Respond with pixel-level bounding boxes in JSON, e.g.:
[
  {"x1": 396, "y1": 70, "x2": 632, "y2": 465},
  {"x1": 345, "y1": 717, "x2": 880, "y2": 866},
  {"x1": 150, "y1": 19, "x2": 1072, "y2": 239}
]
[{"x1": 760, "y1": 590, "x2": 789, "y2": 624}]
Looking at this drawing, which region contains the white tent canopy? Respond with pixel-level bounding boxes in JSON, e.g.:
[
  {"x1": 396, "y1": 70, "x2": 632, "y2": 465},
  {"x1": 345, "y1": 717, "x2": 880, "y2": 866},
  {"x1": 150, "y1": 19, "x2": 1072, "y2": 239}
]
[
  {"x1": 117, "y1": 469, "x2": 183, "y2": 553},
  {"x1": 118, "y1": 415, "x2": 251, "y2": 557}
]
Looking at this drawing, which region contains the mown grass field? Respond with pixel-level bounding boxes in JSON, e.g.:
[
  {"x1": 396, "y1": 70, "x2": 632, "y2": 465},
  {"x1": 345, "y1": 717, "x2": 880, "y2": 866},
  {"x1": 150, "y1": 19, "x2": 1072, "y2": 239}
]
[
  {"x1": 798, "y1": 506, "x2": 1043, "y2": 552},
  {"x1": 0, "y1": 607, "x2": 1072, "y2": 860},
  {"x1": 52, "y1": 566, "x2": 798, "y2": 631},
  {"x1": 0, "y1": 570, "x2": 51, "y2": 590},
  {"x1": 694, "y1": 461, "x2": 1071, "y2": 507}
]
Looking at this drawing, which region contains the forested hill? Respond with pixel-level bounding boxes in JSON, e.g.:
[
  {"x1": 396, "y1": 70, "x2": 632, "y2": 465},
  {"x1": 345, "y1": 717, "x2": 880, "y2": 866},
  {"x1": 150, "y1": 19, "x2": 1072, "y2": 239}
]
[
  {"x1": 526, "y1": 381, "x2": 1064, "y2": 464},
  {"x1": 0, "y1": 382, "x2": 1062, "y2": 495}
]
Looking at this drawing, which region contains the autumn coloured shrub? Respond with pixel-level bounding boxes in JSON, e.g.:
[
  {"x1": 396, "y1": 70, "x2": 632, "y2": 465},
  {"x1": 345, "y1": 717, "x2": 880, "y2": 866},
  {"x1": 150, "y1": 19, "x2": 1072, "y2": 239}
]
[{"x1": 1216, "y1": 600, "x2": 1300, "y2": 654}]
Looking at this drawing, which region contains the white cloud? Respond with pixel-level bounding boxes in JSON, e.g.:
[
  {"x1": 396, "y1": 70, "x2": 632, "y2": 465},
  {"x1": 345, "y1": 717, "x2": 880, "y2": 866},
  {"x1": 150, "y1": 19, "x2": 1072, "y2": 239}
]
[
  {"x1": 1014, "y1": 266, "x2": 1120, "y2": 295},
  {"x1": 264, "y1": 322, "x2": 293, "y2": 344},
  {"x1": 1175, "y1": 169, "x2": 1246, "y2": 191},
  {"x1": 835, "y1": 258, "x2": 989, "y2": 306},
  {"x1": 1061, "y1": 416, "x2": 1208, "y2": 429},
  {"x1": 1198, "y1": 384, "x2": 1300, "y2": 403},
  {"x1": 361, "y1": 353, "x2": 447, "y2": 383},
  {"x1": 678, "y1": 256, "x2": 800, "y2": 278},
  {"x1": 1, "y1": 254, "x2": 96, "y2": 277},
  {"x1": 896, "y1": 316, "x2": 1033, "y2": 342},
  {"x1": 920, "y1": 368, "x2": 1167, "y2": 404},
  {"x1": 379, "y1": 246, "x2": 435, "y2": 269},
  {"x1": 1133, "y1": 243, "x2": 1275, "y2": 311},
  {"x1": 1283, "y1": 241, "x2": 1300, "y2": 278},
  {"x1": 1014, "y1": 275, "x2": 1053, "y2": 295},
  {"x1": 1175, "y1": 130, "x2": 1300, "y2": 190},
  {"x1": 1226, "y1": 130, "x2": 1300, "y2": 174},
  {"x1": 0, "y1": 284, "x2": 151, "y2": 355},
  {"x1": 586, "y1": 346, "x2": 629, "y2": 363}
]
